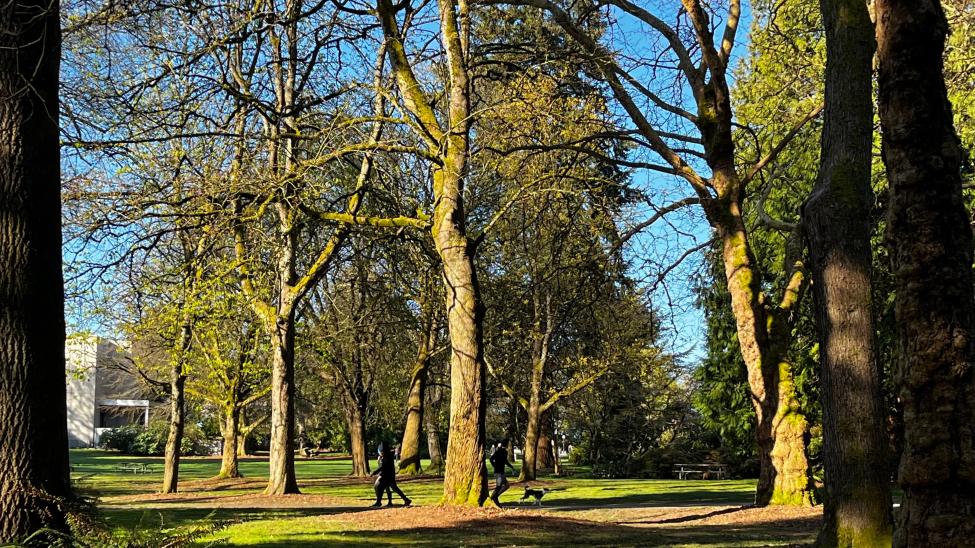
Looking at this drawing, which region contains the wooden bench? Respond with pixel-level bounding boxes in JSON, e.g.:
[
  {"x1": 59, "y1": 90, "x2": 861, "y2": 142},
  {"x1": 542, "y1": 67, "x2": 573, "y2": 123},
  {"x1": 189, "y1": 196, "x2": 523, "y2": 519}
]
[{"x1": 674, "y1": 463, "x2": 727, "y2": 480}]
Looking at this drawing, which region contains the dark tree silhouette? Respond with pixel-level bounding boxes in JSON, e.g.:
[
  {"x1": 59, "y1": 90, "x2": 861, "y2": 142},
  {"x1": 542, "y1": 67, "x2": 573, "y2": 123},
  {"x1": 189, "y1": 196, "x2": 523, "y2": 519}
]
[
  {"x1": 876, "y1": 1, "x2": 975, "y2": 545},
  {"x1": 0, "y1": 0, "x2": 71, "y2": 541}
]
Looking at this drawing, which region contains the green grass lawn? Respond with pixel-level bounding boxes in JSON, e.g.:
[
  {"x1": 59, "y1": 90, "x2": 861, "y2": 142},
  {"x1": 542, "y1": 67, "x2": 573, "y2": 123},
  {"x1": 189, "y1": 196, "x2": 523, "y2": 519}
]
[{"x1": 69, "y1": 449, "x2": 817, "y2": 547}]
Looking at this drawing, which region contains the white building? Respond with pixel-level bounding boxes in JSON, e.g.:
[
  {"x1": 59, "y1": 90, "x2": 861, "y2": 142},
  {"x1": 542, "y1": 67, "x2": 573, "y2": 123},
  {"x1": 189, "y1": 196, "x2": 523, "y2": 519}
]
[{"x1": 66, "y1": 337, "x2": 152, "y2": 448}]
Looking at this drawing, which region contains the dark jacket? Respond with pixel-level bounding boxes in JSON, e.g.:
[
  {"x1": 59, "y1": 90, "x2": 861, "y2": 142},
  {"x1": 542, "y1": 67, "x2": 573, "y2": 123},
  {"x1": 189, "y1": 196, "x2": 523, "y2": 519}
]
[
  {"x1": 490, "y1": 447, "x2": 510, "y2": 474},
  {"x1": 376, "y1": 449, "x2": 396, "y2": 478}
]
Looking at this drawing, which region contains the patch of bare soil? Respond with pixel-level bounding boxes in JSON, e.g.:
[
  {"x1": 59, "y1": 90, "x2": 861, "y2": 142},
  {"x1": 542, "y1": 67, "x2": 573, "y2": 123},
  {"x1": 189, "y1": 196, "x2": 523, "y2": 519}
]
[
  {"x1": 326, "y1": 505, "x2": 598, "y2": 536},
  {"x1": 322, "y1": 503, "x2": 820, "y2": 540},
  {"x1": 569, "y1": 504, "x2": 820, "y2": 528}
]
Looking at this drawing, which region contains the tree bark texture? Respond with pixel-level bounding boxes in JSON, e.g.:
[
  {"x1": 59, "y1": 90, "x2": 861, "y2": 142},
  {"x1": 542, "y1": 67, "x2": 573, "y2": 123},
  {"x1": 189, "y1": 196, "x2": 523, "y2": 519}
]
[
  {"x1": 692, "y1": 19, "x2": 814, "y2": 505},
  {"x1": 715, "y1": 191, "x2": 814, "y2": 507},
  {"x1": 399, "y1": 290, "x2": 436, "y2": 475},
  {"x1": 805, "y1": 0, "x2": 893, "y2": 544},
  {"x1": 520, "y1": 292, "x2": 552, "y2": 481},
  {"x1": 876, "y1": 2, "x2": 975, "y2": 545},
  {"x1": 0, "y1": 0, "x2": 71, "y2": 541},
  {"x1": 425, "y1": 384, "x2": 445, "y2": 474},
  {"x1": 520, "y1": 398, "x2": 542, "y2": 481},
  {"x1": 346, "y1": 402, "x2": 370, "y2": 477},
  {"x1": 435, "y1": 164, "x2": 488, "y2": 504},
  {"x1": 162, "y1": 317, "x2": 193, "y2": 493},
  {"x1": 265, "y1": 304, "x2": 299, "y2": 494},
  {"x1": 218, "y1": 406, "x2": 242, "y2": 479},
  {"x1": 161, "y1": 362, "x2": 187, "y2": 493},
  {"x1": 536, "y1": 413, "x2": 556, "y2": 470},
  {"x1": 379, "y1": 0, "x2": 487, "y2": 504}
]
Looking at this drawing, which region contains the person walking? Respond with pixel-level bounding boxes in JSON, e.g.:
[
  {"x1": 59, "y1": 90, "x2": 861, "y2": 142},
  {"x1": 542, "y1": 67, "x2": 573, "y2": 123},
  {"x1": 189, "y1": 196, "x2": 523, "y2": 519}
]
[
  {"x1": 490, "y1": 439, "x2": 517, "y2": 507},
  {"x1": 371, "y1": 444, "x2": 411, "y2": 508}
]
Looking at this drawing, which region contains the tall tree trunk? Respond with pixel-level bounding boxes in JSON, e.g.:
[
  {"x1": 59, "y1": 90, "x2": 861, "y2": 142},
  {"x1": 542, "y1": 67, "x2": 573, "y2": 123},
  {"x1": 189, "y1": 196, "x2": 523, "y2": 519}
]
[
  {"x1": 0, "y1": 0, "x2": 70, "y2": 540},
  {"x1": 520, "y1": 397, "x2": 541, "y2": 481},
  {"x1": 425, "y1": 384, "x2": 444, "y2": 474},
  {"x1": 238, "y1": 407, "x2": 250, "y2": 457},
  {"x1": 537, "y1": 412, "x2": 555, "y2": 469},
  {"x1": 520, "y1": 292, "x2": 551, "y2": 481},
  {"x1": 378, "y1": 0, "x2": 485, "y2": 505},
  {"x1": 162, "y1": 319, "x2": 192, "y2": 493},
  {"x1": 218, "y1": 405, "x2": 242, "y2": 479},
  {"x1": 161, "y1": 364, "x2": 187, "y2": 493},
  {"x1": 805, "y1": 0, "x2": 893, "y2": 544},
  {"x1": 399, "y1": 359, "x2": 428, "y2": 475},
  {"x1": 266, "y1": 305, "x2": 299, "y2": 495},
  {"x1": 436, "y1": 205, "x2": 488, "y2": 504},
  {"x1": 435, "y1": 0, "x2": 486, "y2": 505},
  {"x1": 346, "y1": 402, "x2": 370, "y2": 477},
  {"x1": 715, "y1": 194, "x2": 814, "y2": 507},
  {"x1": 876, "y1": 2, "x2": 975, "y2": 545},
  {"x1": 506, "y1": 395, "x2": 519, "y2": 458},
  {"x1": 400, "y1": 286, "x2": 435, "y2": 475}
]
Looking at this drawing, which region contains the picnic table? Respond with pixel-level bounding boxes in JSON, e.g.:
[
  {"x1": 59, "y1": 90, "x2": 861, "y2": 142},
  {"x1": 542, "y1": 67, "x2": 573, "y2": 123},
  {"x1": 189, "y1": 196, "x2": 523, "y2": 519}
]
[
  {"x1": 674, "y1": 463, "x2": 727, "y2": 480},
  {"x1": 115, "y1": 462, "x2": 155, "y2": 474}
]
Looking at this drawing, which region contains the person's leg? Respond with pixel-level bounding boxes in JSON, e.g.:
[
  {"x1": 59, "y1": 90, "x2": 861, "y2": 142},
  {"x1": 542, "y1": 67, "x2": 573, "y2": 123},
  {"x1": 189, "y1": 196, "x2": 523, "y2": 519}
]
[
  {"x1": 373, "y1": 478, "x2": 385, "y2": 506},
  {"x1": 389, "y1": 479, "x2": 411, "y2": 505},
  {"x1": 385, "y1": 485, "x2": 393, "y2": 504},
  {"x1": 498, "y1": 474, "x2": 510, "y2": 497},
  {"x1": 491, "y1": 474, "x2": 504, "y2": 505}
]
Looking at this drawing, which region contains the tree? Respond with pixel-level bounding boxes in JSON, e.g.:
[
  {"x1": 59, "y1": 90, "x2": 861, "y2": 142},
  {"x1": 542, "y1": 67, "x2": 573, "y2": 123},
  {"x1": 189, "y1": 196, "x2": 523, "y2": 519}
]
[
  {"x1": 377, "y1": 0, "x2": 491, "y2": 504},
  {"x1": 0, "y1": 0, "x2": 72, "y2": 541},
  {"x1": 305, "y1": 244, "x2": 415, "y2": 477},
  {"x1": 692, "y1": 246, "x2": 757, "y2": 469},
  {"x1": 876, "y1": 1, "x2": 975, "y2": 545},
  {"x1": 803, "y1": 0, "x2": 893, "y2": 544},
  {"x1": 488, "y1": 0, "x2": 820, "y2": 505},
  {"x1": 560, "y1": 288, "x2": 680, "y2": 478},
  {"x1": 398, "y1": 266, "x2": 442, "y2": 475},
  {"x1": 185, "y1": 279, "x2": 270, "y2": 479}
]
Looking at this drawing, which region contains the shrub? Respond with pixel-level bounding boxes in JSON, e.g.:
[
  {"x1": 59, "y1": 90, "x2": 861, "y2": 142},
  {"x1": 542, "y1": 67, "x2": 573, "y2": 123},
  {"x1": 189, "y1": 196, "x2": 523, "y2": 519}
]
[
  {"x1": 99, "y1": 425, "x2": 142, "y2": 454},
  {"x1": 99, "y1": 421, "x2": 210, "y2": 456}
]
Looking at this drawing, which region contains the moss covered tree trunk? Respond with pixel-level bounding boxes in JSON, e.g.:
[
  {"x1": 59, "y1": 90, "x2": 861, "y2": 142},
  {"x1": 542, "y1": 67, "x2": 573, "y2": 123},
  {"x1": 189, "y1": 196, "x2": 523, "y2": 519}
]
[
  {"x1": 876, "y1": 1, "x2": 975, "y2": 545},
  {"x1": 0, "y1": 0, "x2": 71, "y2": 540},
  {"x1": 435, "y1": 160, "x2": 488, "y2": 503},
  {"x1": 714, "y1": 183, "x2": 814, "y2": 507},
  {"x1": 380, "y1": 0, "x2": 487, "y2": 505},
  {"x1": 520, "y1": 395, "x2": 542, "y2": 481},
  {"x1": 218, "y1": 406, "x2": 242, "y2": 479},
  {"x1": 685, "y1": 6, "x2": 814, "y2": 505},
  {"x1": 400, "y1": 284, "x2": 436, "y2": 475},
  {"x1": 805, "y1": 0, "x2": 893, "y2": 543},
  {"x1": 399, "y1": 358, "x2": 428, "y2": 475},
  {"x1": 425, "y1": 384, "x2": 445, "y2": 474}
]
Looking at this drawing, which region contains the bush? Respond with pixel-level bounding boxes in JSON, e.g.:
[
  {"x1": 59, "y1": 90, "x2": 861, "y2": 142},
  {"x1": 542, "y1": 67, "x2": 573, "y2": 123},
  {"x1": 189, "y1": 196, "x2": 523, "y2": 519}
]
[
  {"x1": 99, "y1": 421, "x2": 210, "y2": 456},
  {"x1": 99, "y1": 425, "x2": 142, "y2": 454}
]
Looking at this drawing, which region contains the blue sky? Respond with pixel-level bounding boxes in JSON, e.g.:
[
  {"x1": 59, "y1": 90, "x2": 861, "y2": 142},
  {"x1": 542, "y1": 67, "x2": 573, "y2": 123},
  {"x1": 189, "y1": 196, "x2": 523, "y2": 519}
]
[{"x1": 609, "y1": 1, "x2": 755, "y2": 364}]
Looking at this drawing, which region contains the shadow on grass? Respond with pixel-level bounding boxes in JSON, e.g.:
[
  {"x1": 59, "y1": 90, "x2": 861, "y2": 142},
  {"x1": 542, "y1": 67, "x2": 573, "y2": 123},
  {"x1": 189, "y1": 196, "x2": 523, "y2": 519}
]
[
  {"x1": 542, "y1": 490, "x2": 755, "y2": 510},
  {"x1": 617, "y1": 506, "x2": 747, "y2": 524},
  {"x1": 101, "y1": 505, "x2": 372, "y2": 529},
  {"x1": 209, "y1": 513, "x2": 818, "y2": 547}
]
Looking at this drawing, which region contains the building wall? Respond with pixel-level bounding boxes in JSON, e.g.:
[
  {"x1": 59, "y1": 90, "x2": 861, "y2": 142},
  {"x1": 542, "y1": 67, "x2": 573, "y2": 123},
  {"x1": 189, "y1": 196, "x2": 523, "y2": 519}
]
[{"x1": 65, "y1": 338, "x2": 98, "y2": 448}]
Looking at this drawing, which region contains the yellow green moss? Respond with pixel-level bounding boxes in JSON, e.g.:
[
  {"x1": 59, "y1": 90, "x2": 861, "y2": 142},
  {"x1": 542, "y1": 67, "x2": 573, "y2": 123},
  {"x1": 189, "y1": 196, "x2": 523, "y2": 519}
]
[{"x1": 836, "y1": 525, "x2": 893, "y2": 547}]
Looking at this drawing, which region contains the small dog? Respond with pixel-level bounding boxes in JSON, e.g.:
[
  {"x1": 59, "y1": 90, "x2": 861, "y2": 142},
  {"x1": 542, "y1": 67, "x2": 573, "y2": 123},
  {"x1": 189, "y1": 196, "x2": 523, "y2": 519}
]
[{"x1": 520, "y1": 486, "x2": 549, "y2": 506}]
